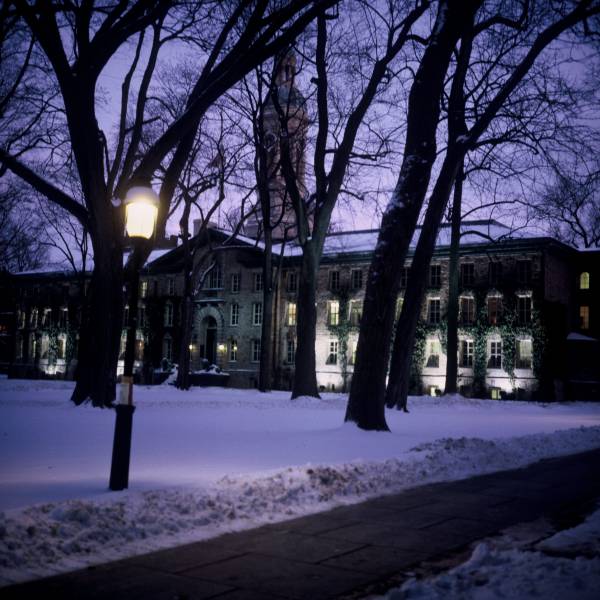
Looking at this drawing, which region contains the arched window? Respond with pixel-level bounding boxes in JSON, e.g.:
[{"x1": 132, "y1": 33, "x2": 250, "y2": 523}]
[{"x1": 580, "y1": 272, "x2": 590, "y2": 290}]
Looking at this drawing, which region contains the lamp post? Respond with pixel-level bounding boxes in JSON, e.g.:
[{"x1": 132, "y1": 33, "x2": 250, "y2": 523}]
[{"x1": 109, "y1": 186, "x2": 159, "y2": 491}]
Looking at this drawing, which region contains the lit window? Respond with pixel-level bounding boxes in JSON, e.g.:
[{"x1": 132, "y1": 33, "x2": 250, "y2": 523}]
[
  {"x1": 351, "y1": 269, "x2": 363, "y2": 290},
  {"x1": 230, "y1": 303, "x2": 239, "y2": 326},
  {"x1": 286, "y1": 339, "x2": 295, "y2": 364},
  {"x1": 229, "y1": 340, "x2": 238, "y2": 362},
  {"x1": 580, "y1": 272, "x2": 590, "y2": 290},
  {"x1": 488, "y1": 295, "x2": 502, "y2": 325},
  {"x1": 254, "y1": 272, "x2": 263, "y2": 292},
  {"x1": 580, "y1": 306, "x2": 590, "y2": 330},
  {"x1": 517, "y1": 339, "x2": 532, "y2": 369},
  {"x1": 57, "y1": 336, "x2": 66, "y2": 360},
  {"x1": 252, "y1": 339, "x2": 261, "y2": 362},
  {"x1": 326, "y1": 340, "x2": 338, "y2": 365},
  {"x1": 428, "y1": 298, "x2": 441, "y2": 324},
  {"x1": 488, "y1": 340, "x2": 502, "y2": 369},
  {"x1": 231, "y1": 273, "x2": 241, "y2": 293},
  {"x1": 287, "y1": 302, "x2": 297, "y2": 326},
  {"x1": 460, "y1": 340, "x2": 474, "y2": 368},
  {"x1": 349, "y1": 301, "x2": 362, "y2": 326},
  {"x1": 252, "y1": 302, "x2": 262, "y2": 326},
  {"x1": 459, "y1": 297, "x2": 475, "y2": 325},
  {"x1": 426, "y1": 339, "x2": 441, "y2": 368},
  {"x1": 140, "y1": 280, "x2": 148, "y2": 298},
  {"x1": 328, "y1": 301, "x2": 340, "y2": 326},
  {"x1": 164, "y1": 302, "x2": 174, "y2": 327},
  {"x1": 329, "y1": 270, "x2": 340, "y2": 291},
  {"x1": 430, "y1": 264, "x2": 442, "y2": 288},
  {"x1": 349, "y1": 341, "x2": 357, "y2": 365},
  {"x1": 517, "y1": 295, "x2": 532, "y2": 324},
  {"x1": 460, "y1": 263, "x2": 475, "y2": 286}
]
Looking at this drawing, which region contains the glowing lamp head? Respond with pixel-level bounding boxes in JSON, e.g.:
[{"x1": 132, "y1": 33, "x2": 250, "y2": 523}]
[
  {"x1": 217, "y1": 343, "x2": 226, "y2": 353},
  {"x1": 124, "y1": 186, "x2": 159, "y2": 240}
]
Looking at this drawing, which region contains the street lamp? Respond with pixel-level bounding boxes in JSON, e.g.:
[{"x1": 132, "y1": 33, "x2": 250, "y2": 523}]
[{"x1": 109, "y1": 186, "x2": 159, "y2": 491}]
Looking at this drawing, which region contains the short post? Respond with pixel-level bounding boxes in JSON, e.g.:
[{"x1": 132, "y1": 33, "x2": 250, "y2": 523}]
[{"x1": 109, "y1": 379, "x2": 136, "y2": 491}]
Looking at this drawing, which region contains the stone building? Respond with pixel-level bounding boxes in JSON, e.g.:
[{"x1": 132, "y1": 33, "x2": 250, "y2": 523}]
[{"x1": 3, "y1": 220, "x2": 598, "y2": 400}]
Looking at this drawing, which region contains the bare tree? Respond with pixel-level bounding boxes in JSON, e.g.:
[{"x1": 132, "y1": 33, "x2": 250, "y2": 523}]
[
  {"x1": 0, "y1": 1, "x2": 335, "y2": 407},
  {"x1": 346, "y1": 0, "x2": 600, "y2": 431}
]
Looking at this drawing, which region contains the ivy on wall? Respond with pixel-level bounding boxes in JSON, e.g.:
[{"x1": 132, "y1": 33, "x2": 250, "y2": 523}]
[{"x1": 326, "y1": 288, "x2": 352, "y2": 392}]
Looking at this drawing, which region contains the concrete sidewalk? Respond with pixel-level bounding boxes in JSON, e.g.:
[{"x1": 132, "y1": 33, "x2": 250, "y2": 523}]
[{"x1": 4, "y1": 448, "x2": 600, "y2": 600}]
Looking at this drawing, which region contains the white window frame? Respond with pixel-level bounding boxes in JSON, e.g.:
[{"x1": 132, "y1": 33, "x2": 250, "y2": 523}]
[
  {"x1": 251, "y1": 339, "x2": 261, "y2": 362},
  {"x1": 326, "y1": 340, "x2": 338, "y2": 365},
  {"x1": 287, "y1": 302, "x2": 297, "y2": 326},
  {"x1": 164, "y1": 302, "x2": 174, "y2": 327},
  {"x1": 252, "y1": 302, "x2": 262, "y2": 326},
  {"x1": 230, "y1": 303, "x2": 239, "y2": 326},
  {"x1": 229, "y1": 339, "x2": 238, "y2": 362},
  {"x1": 327, "y1": 300, "x2": 340, "y2": 326}
]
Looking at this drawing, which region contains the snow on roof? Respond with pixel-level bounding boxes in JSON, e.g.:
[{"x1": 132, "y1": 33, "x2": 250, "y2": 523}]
[
  {"x1": 567, "y1": 332, "x2": 599, "y2": 342},
  {"x1": 273, "y1": 220, "x2": 528, "y2": 257}
]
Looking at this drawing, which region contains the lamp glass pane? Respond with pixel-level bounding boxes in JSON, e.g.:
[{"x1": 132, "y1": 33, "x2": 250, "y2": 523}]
[{"x1": 125, "y1": 201, "x2": 157, "y2": 239}]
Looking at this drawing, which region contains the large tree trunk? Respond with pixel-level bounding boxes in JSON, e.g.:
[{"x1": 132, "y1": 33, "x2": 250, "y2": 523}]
[
  {"x1": 444, "y1": 166, "x2": 463, "y2": 394},
  {"x1": 259, "y1": 230, "x2": 274, "y2": 392},
  {"x1": 291, "y1": 246, "x2": 320, "y2": 399},
  {"x1": 72, "y1": 236, "x2": 123, "y2": 407},
  {"x1": 346, "y1": 0, "x2": 481, "y2": 430}
]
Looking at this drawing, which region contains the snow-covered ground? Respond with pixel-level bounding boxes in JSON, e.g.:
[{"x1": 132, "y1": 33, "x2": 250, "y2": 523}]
[
  {"x1": 1, "y1": 378, "x2": 600, "y2": 586},
  {"x1": 380, "y1": 507, "x2": 600, "y2": 599}
]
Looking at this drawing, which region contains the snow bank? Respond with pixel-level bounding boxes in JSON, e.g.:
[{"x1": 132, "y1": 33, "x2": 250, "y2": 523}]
[{"x1": 2, "y1": 425, "x2": 600, "y2": 586}]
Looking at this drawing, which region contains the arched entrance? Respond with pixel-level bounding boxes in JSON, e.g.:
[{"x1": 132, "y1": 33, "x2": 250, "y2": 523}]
[{"x1": 200, "y1": 316, "x2": 218, "y2": 364}]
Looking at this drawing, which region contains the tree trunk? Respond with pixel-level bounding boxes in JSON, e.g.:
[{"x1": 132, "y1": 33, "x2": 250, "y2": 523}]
[
  {"x1": 291, "y1": 246, "x2": 320, "y2": 399},
  {"x1": 72, "y1": 238, "x2": 123, "y2": 407},
  {"x1": 444, "y1": 166, "x2": 463, "y2": 394},
  {"x1": 259, "y1": 229, "x2": 274, "y2": 392},
  {"x1": 176, "y1": 206, "x2": 193, "y2": 391},
  {"x1": 346, "y1": 0, "x2": 480, "y2": 430}
]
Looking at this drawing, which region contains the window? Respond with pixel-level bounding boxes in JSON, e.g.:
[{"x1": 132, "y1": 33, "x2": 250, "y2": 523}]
[
  {"x1": 119, "y1": 333, "x2": 127, "y2": 359},
  {"x1": 460, "y1": 340, "x2": 474, "y2": 368},
  {"x1": 460, "y1": 263, "x2": 475, "y2": 286},
  {"x1": 231, "y1": 273, "x2": 241, "y2": 293},
  {"x1": 400, "y1": 266, "x2": 410, "y2": 288},
  {"x1": 349, "y1": 301, "x2": 363, "y2": 326},
  {"x1": 230, "y1": 303, "x2": 239, "y2": 326},
  {"x1": 229, "y1": 339, "x2": 238, "y2": 362},
  {"x1": 57, "y1": 336, "x2": 66, "y2": 360},
  {"x1": 396, "y1": 296, "x2": 404, "y2": 320},
  {"x1": 326, "y1": 340, "x2": 338, "y2": 364},
  {"x1": 206, "y1": 267, "x2": 222, "y2": 290},
  {"x1": 517, "y1": 260, "x2": 532, "y2": 285},
  {"x1": 488, "y1": 296, "x2": 502, "y2": 325},
  {"x1": 516, "y1": 339, "x2": 532, "y2": 369},
  {"x1": 163, "y1": 335, "x2": 172, "y2": 361},
  {"x1": 15, "y1": 334, "x2": 23, "y2": 359},
  {"x1": 488, "y1": 340, "x2": 502, "y2": 369},
  {"x1": 426, "y1": 339, "x2": 441, "y2": 368},
  {"x1": 252, "y1": 339, "x2": 261, "y2": 362},
  {"x1": 329, "y1": 270, "x2": 340, "y2": 291},
  {"x1": 488, "y1": 262, "x2": 502, "y2": 286},
  {"x1": 430, "y1": 264, "x2": 442, "y2": 288},
  {"x1": 427, "y1": 298, "x2": 441, "y2": 324},
  {"x1": 286, "y1": 339, "x2": 295, "y2": 364},
  {"x1": 580, "y1": 272, "x2": 590, "y2": 290},
  {"x1": 517, "y1": 295, "x2": 532, "y2": 324},
  {"x1": 580, "y1": 305, "x2": 590, "y2": 330},
  {"x1": 459, "y1": 297, "x2": 475, "y2": 325},
  {"x1": 287, "y1": 302, "x2": 297, "y2": 326},
  {"x1": 351, "y1": 269, "x2": 363, "y2": 290},
  {"x1": 30, "y1": 308, "x2": 38, "y2": 329},
  {"x1": 164, "y1": 302, "x2": 174, "y2": 326},
  {"x1": 167, "y1": 278, "x2": 175, "y2": 296},
  {"x1": 17, "y1": 310, "x2": 25, "y2": 329},
  {"x1": 254, "y1": 272, "x2": 263, "y2": 292},
  {"x1": 327, "y1": 300, "x2": 340, "y2": 326},
  {"x1": 252, "y1": 302, "x2": 262, "y2": 326},
  {"x1": 140, "y1": 280, "x2": 148, "y2": 298},
  {"x1": 287, "y1": 271, "x2": 297, "y2": 293},
  {"x1": 58, "y1": 308, "x2": 68, "y2": 329},
  {"x1": 42, "y1": 308, "x2": 52, "y2": 327}
]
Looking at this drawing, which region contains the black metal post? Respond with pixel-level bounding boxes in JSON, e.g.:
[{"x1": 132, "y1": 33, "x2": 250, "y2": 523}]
[{"x1": 109, "y1": 241, "x2": 143, "y2": 491}]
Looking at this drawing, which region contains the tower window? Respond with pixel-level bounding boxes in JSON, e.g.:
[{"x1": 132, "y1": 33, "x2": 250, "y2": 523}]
[
  {"x1": 580, "y1": 306, "x2": 590, "y2": 330},
  {"x1": 580, "y1": 272, "x2": 590, "y2": 290}
]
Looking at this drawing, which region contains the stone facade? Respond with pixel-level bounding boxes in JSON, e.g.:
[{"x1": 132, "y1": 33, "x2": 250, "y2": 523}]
[{"x1": 3, "y1": 223, "x2": 599, "y2": 400}]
